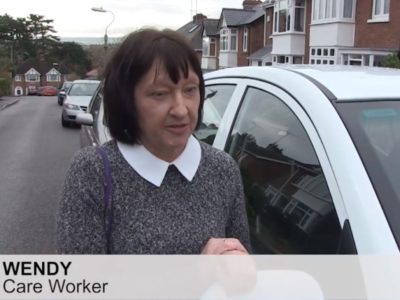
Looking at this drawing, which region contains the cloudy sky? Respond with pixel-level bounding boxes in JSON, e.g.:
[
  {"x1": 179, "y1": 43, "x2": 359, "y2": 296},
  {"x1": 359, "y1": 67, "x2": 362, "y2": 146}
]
[{"x1": 3, "y1": 0, "x2": 245, "y2": 37}]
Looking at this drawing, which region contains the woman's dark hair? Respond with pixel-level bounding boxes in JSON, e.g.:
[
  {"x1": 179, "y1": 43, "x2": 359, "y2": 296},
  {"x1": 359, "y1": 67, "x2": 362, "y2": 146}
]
[{"x1": 103, "y1": 28, "x2": 205, "y2": 144}]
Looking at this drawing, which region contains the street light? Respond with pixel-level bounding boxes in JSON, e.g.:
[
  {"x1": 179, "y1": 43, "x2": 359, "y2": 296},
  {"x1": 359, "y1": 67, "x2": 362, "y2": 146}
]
[{"x1": 91, "y1": 7, "x2": 115, "y2": 50}]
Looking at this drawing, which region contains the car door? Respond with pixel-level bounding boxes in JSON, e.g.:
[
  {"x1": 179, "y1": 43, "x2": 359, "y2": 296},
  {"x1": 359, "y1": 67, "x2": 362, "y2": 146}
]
[
  {"x1": 204, "y1": 78, "x2": 353, "y2": 254},
  {"x1": 80, "y1": 86, "x2": 104, "y2": 147}
]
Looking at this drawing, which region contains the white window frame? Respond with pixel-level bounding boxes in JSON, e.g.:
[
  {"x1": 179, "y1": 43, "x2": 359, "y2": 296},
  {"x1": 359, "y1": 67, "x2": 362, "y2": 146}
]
[
  {"x1": 369, "y1": 0, "x2": 390, "y2": 22},
  {"x1": 15, "y1": 75, "x2": 22, "y2": 82},
  {"x1": 47, "y1": 74, "x2": 60, "y2": 82},
  {"x1": 243, "y1": 28, "x2": 248, "y2": 52},
  {"x1": 25, "y1": 68, "x2": 40, "y2": 82},
  {"x1": 25, "y1": 75, "x2": 39, "y2": 82},
  {"x1": 312, "y1": 0, "x2": 355, "y2": 23},
  {"x1": 203, "y1": 36, "x2": 210, "y2": 56},
  {"x1": 46, "y1": 68, "x2": 61, "y2": 82},
  {"x1": 209, "y1": 38, "x2": 216, "y2": 57},
  {"x1": 310, "y1": 47, "x2": 337, "y2": 65},
  {"x1": 273, "y1": 0, "x2": 305, "y2": 33},
  {"x1": 220, "y1": 28, "x2": 238, "y2": 52}
]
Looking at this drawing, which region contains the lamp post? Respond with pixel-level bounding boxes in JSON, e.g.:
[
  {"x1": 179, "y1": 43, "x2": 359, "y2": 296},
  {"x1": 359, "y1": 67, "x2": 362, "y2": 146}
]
[{"x1": 91, "y1": 7, "x2": 115, "y2": 51}]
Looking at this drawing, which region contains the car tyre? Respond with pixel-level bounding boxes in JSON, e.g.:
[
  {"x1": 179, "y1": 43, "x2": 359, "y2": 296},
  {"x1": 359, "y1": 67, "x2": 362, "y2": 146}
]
[{"x1": 61, "y1": 115, "x2": 69, "y2": 127}]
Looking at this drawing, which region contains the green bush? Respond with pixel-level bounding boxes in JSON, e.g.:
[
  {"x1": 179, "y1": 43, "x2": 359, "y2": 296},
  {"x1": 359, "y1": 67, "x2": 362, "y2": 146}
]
[
  {"x1": 0, "y1": 78, "x2": 10, "y2": 97},
  {"x1": 382, "y1": 54, "x2": 400, "y2": 69}
]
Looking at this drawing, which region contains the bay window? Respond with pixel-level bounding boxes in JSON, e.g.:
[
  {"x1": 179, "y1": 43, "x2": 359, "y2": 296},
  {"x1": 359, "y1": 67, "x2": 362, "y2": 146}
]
[
  {"x1": 220, "y1": 28, "x2": 237, "y2": 52},
  {"x1": 273, "y1": 0, "x2": 305, "y2": 33},
  {"x1": 312, "y1": 0, "x2": 354, "y2": 22}
]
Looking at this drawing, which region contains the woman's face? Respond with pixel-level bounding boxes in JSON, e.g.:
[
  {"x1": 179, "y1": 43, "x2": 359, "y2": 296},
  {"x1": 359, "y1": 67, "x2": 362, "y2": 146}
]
[{"x1": 134, "y1": 62, "x2": 201, "y2": 162}]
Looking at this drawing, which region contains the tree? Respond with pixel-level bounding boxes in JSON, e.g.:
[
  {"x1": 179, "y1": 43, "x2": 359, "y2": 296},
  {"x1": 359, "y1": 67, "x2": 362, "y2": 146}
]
[
  {"x1": 382, "y1": 53, "x2": 400, "y2": 69},
  {"x1": 0, "y1": 14, "x2": 92, "y2": 78},
  {"x1": 52, "y1": 42, "x2": 92, "y2": 77}
]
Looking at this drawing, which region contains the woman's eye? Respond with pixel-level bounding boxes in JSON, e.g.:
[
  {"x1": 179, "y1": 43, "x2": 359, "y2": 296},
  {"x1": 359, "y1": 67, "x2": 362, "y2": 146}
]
[
  {"x1": 151, "y1": 91, "x2": 168, "y2": 98},
  {"x1": 184, "y1": 86, "x2": 198, "y2": 94}
]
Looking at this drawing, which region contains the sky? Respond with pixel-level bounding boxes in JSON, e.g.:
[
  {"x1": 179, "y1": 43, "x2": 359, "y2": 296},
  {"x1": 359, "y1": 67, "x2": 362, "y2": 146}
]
[{"x1": 2, "y1": 0, "x2": 245, "y2": 37}]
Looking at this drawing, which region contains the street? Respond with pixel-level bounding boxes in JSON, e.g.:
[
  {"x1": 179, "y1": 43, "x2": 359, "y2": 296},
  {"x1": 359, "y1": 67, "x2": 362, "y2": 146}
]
[{"x1": 0, "y1": 96, "x2": 81, "y2": 253}]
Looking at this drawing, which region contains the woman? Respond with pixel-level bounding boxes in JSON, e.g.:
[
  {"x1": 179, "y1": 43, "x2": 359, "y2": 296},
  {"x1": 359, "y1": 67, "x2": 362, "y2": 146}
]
[{"x1": 57, "y1": 28, "x2": 250, "y2": 254}]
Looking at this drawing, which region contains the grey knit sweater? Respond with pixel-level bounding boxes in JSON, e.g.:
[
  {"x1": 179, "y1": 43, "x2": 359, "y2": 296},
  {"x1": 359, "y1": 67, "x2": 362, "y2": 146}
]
[{"x1": 57, "y1": 140, "x2": 250, "y2": 254}]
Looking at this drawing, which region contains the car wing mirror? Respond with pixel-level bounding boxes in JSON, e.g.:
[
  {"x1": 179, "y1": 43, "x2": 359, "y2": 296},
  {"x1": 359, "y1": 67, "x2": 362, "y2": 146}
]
[{"x1": 76, "y1": 112, "x2": 94, "y2": 126}]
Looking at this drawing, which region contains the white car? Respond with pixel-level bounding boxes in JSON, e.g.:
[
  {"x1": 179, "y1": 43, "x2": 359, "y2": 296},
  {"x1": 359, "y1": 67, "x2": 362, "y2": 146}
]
[
  {"x1": 61, "y1": 79, "x2": 100, "y2": 127},
  {"x1": 77, "y1": 66, "x2": 400, "y2": 254}
]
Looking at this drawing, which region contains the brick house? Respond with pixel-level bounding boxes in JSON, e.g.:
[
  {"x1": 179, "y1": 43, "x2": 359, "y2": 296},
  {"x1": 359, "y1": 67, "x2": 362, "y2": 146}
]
[
  {"x1": 271, "y1": 0, "x2": 399, "y2": 66},
  {"x1": 12, "y1": 60, "x2": 69, "y2": 96},
  {"x1": 182, "y1": 0, "x2": 398, "y2": 69},
  {"x1": 217, "y1": 1, "x2": 265, "y2": 68},
  {"x1": 248, "y1": 2, "x2": 274, "y2": 66}
]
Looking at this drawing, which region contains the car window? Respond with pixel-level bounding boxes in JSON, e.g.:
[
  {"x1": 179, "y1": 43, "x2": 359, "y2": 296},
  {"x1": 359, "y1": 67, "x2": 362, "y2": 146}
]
[
  {"x1": 336, "y1": 101, "x2": 400, "y2": 244},
  {"x1": 89, "y1": 88, "x2": 103, "y2": 142},
  {"x1": 225, "y1": 87, "x2": 342, "y2": 254},
  {"x1": 194, "y1": 84, "x2": 235, "y2": 145},
  {"x1": 68, "y1": 82, "x2": 99, "y2": 96}
]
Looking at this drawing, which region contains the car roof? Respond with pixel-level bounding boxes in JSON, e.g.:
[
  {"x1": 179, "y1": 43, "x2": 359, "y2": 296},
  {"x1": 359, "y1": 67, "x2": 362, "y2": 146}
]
[
  {"x1": 204, "y1": 65, "x2": 400, "y2": 101},
  {"x1": 72, "y1": 79, "x2": 100, "y2": 84}
]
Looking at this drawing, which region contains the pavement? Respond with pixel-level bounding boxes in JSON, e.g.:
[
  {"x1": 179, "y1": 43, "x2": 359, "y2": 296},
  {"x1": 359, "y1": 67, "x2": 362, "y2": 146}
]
[{"x1": 0, "y1": 96, "x2": 20, "y2": 110}]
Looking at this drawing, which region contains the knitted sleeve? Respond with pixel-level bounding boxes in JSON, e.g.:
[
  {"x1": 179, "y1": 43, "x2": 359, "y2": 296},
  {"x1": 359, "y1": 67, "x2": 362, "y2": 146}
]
[
  {"x1": 225, "y1": 156, "x2": 252, "y2": 253},
  {"x1": 56, "y1": 147, "x2": 107, "y2": 254}
]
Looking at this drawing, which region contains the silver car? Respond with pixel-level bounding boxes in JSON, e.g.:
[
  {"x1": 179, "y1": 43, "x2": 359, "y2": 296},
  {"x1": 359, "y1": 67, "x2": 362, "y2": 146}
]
[{"x1": 61, "y1": 79, "x2": 100, "y2": 127}]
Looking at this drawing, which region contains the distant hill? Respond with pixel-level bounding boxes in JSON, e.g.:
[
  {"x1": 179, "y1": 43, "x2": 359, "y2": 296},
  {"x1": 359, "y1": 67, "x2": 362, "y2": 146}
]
[{"x1": 60, "y1": 37, "x2": 123, "y2": 45}]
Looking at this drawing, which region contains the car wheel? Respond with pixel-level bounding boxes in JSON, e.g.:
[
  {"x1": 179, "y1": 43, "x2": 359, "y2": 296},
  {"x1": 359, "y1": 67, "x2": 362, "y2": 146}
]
[{"x1": 61, "y1": 115, "x2": 69, "y2": 127}]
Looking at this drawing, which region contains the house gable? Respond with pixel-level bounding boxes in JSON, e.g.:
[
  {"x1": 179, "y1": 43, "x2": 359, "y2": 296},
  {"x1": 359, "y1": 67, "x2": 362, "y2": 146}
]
[
  {"x1": 46, "y1": 68, "x2": 61, "y2": 76},
  {"x1": 25, "y1": 68, "x2": 40, "y2": 76}
]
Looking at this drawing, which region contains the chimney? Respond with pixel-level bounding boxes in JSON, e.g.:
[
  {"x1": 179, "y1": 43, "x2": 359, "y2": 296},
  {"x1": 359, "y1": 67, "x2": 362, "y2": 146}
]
[
  {"x1": 242, "y1": 0, "x2": 262, "y2": 10},
  {"x1": 193, "y1": 13, "x2": 207, "y2": 22}
]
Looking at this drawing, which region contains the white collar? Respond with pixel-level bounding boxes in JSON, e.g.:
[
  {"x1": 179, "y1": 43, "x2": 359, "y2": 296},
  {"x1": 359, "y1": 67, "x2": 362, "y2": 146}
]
[{"x1": 117, "y1": 135, "x2": 201, "y2": 187}]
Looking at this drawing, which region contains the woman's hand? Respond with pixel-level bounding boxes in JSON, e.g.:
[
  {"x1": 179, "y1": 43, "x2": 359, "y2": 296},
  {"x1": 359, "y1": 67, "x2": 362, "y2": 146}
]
[{"x1": 201, "y1": 238, "x2": 248, "y2": 255}]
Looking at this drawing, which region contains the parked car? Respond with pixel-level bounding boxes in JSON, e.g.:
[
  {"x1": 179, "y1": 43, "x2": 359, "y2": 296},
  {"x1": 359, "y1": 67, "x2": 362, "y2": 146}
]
[
  {"x1": 75, "y1": 65, "x2": 400, "y2": 254},
  {"x1": 27, "y1": 86, "x2": 38, "y2": 95},
  {"x1": 37, "y1": 85, "x2": 58, "y2": 96},
  {"x1": 61, "y1": 79, "x2": 100, "y2": 127},
  {"x1": 57, "y1": 81, "x2": 73, "y2": 105}
]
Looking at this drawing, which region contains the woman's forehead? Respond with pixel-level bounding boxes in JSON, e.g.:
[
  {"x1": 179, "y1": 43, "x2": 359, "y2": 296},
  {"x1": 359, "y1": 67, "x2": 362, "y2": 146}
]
[{"x1": 148, "y1": 60, "x2": 198, "y2": 84}]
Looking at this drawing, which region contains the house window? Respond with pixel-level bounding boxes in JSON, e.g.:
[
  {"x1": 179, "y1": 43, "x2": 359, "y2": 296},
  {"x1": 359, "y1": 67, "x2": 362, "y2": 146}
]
[
  {"x1": 25, "y1": 74, "x2": 39, "y2": 82},
  {"x1": 220, "y1": 31, "x2": 228, "y2": 51},
  {"x1": 220, "y1": 28, "x2": 237, "y2": 52},
  {"x1": 209, "y1": 38, "x2": 216, "y2": 56},
  {"x1": 312, "y1": 0, "x2": 354, "y2": 21},
  {"x1": 294, "y1": 0, "x2": 305, "y2": 31},
  {"x1": 243, "y1": 28, "x2": 248, "y2": 52},
  {"x1": 372, "y1": 0, "x2": 390, "y2": 21},
  {"x1": 230, "y1": 29, "x2": 237, "y2": 51},
  {"x1": 15, "y1": 75, "x2": 22, "y2": 82},
  {"x1": 342, "y1": 0, "x2": 354, "y2": 18},
  {"x1": 203, "y1": 37, "x2": 210, "y2": 56},
  {"x1": 274, "y1": 0, "x2": 305, "y2": 33},
  {"x1": 47, "y1": 74, "x2": 60, "y2": 82},
  {"x1": 310, "y1": 47, "x2": 337, "y2": 65}
]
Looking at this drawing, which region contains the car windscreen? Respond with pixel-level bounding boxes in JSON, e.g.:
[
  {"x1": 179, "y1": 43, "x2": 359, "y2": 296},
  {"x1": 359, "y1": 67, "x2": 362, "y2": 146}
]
[
  {"x1": 68, "y1": 82, "x2": 99, "y2": 96},
  {"x1": 336, "y1": 100, "x2": 400, "y2": 245}
]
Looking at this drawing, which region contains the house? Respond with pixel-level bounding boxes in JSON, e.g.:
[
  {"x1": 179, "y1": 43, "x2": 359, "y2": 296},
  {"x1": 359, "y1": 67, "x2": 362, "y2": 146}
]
[
  {"x1": 269, "y1": 0, "x2": 399, "y2": 66},
  {"x1": 177, "y1": 13, "x2": 208, "y2": 61},
  {"x1": 12, "y1": 60, "x2": 69, "y2": 96},
  {"x1": 201, "y1": 19, "x2": 220, "y2": 71},
  {"x1": 182, "y1": 0, "x2": 398, "y2": 69},
  {"x1": 217, "y1": 0, "x2": 265, "y2": 68}
]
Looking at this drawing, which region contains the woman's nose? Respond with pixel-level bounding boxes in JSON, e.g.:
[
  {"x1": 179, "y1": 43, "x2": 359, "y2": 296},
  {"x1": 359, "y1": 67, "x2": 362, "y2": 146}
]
[{"x1": 170, "y1": 92, "x2": 188, "y2": 117}]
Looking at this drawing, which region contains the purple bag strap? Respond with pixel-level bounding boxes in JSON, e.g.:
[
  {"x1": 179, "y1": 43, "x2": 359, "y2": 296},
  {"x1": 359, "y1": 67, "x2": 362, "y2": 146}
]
[{"x1": 96, "y1": 146, "x2": 113, "y2": 254}]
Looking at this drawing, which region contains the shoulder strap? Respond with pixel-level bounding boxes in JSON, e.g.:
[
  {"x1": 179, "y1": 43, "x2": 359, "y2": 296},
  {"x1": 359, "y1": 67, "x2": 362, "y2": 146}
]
[{"x1": 96, "y1": 146, "x2": 113, "y2": 254}]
